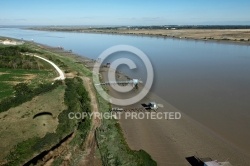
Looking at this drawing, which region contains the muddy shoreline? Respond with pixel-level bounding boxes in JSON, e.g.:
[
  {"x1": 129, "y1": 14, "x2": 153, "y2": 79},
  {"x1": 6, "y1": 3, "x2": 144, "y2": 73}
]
[
  {"x1": 98, "y1": 67, "x2": 250, "y2": 165},
  {"x1": 2, "y1": 37, "x2": 249, "y2": 165},
  {"x1": 38, "y1": 42, "x2": 250, "y2": 165}
]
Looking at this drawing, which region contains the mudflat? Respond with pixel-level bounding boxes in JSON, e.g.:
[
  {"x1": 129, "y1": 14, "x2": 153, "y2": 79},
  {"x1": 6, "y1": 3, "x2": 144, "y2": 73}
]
[{"x1": 100, "y1": 69, "x2": 250, "y2": 166}]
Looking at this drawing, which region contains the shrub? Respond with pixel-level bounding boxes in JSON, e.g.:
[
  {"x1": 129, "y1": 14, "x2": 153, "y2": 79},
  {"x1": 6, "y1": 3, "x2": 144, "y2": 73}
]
[
  {"x1": 0, "y1": 80, "x2": 62, "y2": 113},
  {"x1": 6, "y1": 77, "x2": 91, "y2": 165}
]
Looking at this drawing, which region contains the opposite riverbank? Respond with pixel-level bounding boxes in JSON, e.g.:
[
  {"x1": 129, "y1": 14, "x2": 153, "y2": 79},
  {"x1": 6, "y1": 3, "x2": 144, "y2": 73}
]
[{"x1": 28, "y1": 27, "x2": 250, "y2": 45}]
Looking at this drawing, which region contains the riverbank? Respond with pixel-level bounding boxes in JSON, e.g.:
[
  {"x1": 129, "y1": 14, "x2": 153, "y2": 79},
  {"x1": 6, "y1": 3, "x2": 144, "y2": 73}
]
[
  {"x1": 99, "y1": 67, "x2": 250, "y2": 166},
  {"x1": 30, "y1": 39, "x2": 250, "y2": 165},
  {"x1": 38, "y1": 42, "x2": 157, "y2": 166},
  {"x1": 28, "y1": 27, "x2": 250, "y2": 45},
  {"x1": 2, "y1": 36, "x2": 249, "y2": 165},
  {"x1": 20, "y1": 39, "x2": 157, "y2": 165}
]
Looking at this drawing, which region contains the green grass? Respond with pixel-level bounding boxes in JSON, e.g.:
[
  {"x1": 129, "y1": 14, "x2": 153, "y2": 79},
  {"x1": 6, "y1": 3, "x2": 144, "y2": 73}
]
[
  {"x1": 5, "y1": 78, "x2": 91, "y2": 166},
  {"x1": 51, "y1": 156, "x2": 64, "y2": 166},
  {"x1": 0, "y1": 44, "x2": 57, "y2": 70},
  {"x1": 96, "y1": 93, "x2": 157, "y2": 166},
  {"x1": 0, "y1": 68, "x2": 55, "y2": 100},
  {"x1": 1, "y1": 40, "x2": 156, "y2": 165},
  {"x1": 28, "y1": 42, "x2": 157, "y2": 166},
  {"x1": 26, "y1": 44, "x2": 92, "y2": 77}
]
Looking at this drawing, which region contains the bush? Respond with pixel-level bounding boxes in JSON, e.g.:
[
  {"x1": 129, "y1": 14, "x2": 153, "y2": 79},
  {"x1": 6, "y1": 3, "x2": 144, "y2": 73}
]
[
  {"x1": 0, "y1": 45, "x2": 45, "y2": 69},
  {"x1": 6, "y1": 77, "x2": 91, "y2": 165},
  {"x1": 0, "y1": 80, "x2": 62, "y2": 113}
]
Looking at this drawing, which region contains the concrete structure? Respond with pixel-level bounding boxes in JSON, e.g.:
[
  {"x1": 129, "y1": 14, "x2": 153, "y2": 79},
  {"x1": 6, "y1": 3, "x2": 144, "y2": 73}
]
[{"x1": 95, "y1": 79, "x2": 142, "y2": 88}]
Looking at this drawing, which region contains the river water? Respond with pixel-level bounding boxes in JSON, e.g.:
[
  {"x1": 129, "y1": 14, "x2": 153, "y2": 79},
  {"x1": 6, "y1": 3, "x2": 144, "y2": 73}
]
[{"x1": 1, "y1": 28, "x2": 250, "y2": 154}]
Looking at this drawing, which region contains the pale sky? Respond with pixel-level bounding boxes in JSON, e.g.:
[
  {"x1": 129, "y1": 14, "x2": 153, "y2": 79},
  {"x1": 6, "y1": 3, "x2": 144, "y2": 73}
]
[{"x1": 1, "y1": 0, "x2": 250, "y2": 26}]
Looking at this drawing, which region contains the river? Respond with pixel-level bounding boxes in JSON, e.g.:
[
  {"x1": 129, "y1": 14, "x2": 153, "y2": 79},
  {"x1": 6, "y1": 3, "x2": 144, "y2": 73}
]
[{"x1": 1, "y1": 27, "x2": 250, "y2": 155}]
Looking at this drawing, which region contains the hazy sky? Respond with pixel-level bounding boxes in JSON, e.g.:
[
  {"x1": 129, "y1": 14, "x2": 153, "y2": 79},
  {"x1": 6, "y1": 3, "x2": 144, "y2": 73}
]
[{"x1": 1, "y1": 0, "x2": 250, "y2": 26}]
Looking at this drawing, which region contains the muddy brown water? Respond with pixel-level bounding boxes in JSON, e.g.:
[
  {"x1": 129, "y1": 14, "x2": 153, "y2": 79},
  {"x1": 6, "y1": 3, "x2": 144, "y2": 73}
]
[{"x1": 1, "y1": 28, "x2": 250, "y2": 164}]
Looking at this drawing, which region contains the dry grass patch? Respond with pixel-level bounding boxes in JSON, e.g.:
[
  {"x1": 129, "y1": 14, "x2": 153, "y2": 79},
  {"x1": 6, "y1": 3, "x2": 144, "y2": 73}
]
[{"x1": 0, "y1": 86, "x2": 66, "y2": 160}]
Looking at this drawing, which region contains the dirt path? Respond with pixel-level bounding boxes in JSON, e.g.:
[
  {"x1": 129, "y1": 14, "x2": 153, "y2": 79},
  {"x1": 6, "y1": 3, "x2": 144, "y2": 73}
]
[
  {"x1": 41, "y1": 132, "x2": 75, "y2": 166},
  {"x1": 33, "y1": 54, "x2": 65, "y2": 80},
  {"x1": 79, "y1": 77, "x2": 101, "y2": 166}
]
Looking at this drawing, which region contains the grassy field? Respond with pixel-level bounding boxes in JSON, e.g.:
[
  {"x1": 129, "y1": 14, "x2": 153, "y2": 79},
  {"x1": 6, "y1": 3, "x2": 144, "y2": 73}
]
[
  {"x1": 0, "y1": 68, "x2": 56, "y2": 101},
  {"x1": 0, "y1": 39, "x2": 156, "y2": 165},
  {"x1": 0, "y1": 43, "x2": 60, "y2": 101},
  {"x1": 37, "y1": 48, "x2": 92, "y2": 77},
  {"x1": 1, "y1": 77, "x2": 92, "y2": 166},
  {"x1": 28, "y1": 42, "x2": 157, "y2": 166},
  {"x1": 0, "y1": 85, "x2": 66, "y2": 161}
]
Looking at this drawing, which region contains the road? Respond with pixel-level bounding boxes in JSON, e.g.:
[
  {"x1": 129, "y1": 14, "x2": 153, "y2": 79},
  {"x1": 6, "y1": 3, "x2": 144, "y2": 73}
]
[{"x1": 33, "y1": 55, "x2": 65, "y2": 80}]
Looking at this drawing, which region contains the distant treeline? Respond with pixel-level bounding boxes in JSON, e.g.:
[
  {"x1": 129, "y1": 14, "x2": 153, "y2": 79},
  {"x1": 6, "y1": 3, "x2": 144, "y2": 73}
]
[
  {"x1": 0, "y1": 45, "x2": 46, "y2": 69},
  {"x1": 99, "y1": 25, "x2": 250, "y2": 30},
  {"x1": 29, "y1": 25, "x2": 250, "y2": 32}
]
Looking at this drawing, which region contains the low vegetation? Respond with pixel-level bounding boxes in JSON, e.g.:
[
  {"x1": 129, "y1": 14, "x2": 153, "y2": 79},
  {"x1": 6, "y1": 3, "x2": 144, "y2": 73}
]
[
  {"x1": 5, "y1": 77, "x2": 91, "y2": 166},
  {"x1": 0, "y1": 80, "x2": 62, "y2": 113},
  {"x1": 0, "y1": 44, "x2": 57, "y2": 100},
  {"x1": 0, "y1": 40, "x2": 156, "y2": 165},
  {"x1": 0, "y1": 85, "x2": 65, "y2": 159},
  {"x1": 0, "y1": 68, "x2": 55, "y2": 100},
  {"x1": 96, "y1": 94, "x2": 157, "y2": 166},
  {"x1": 0, "y1": 45, "x2": 50, "y2": 69},
  {"x1": 29, "y1": 25, "x2": 250, "y2": 32}
]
